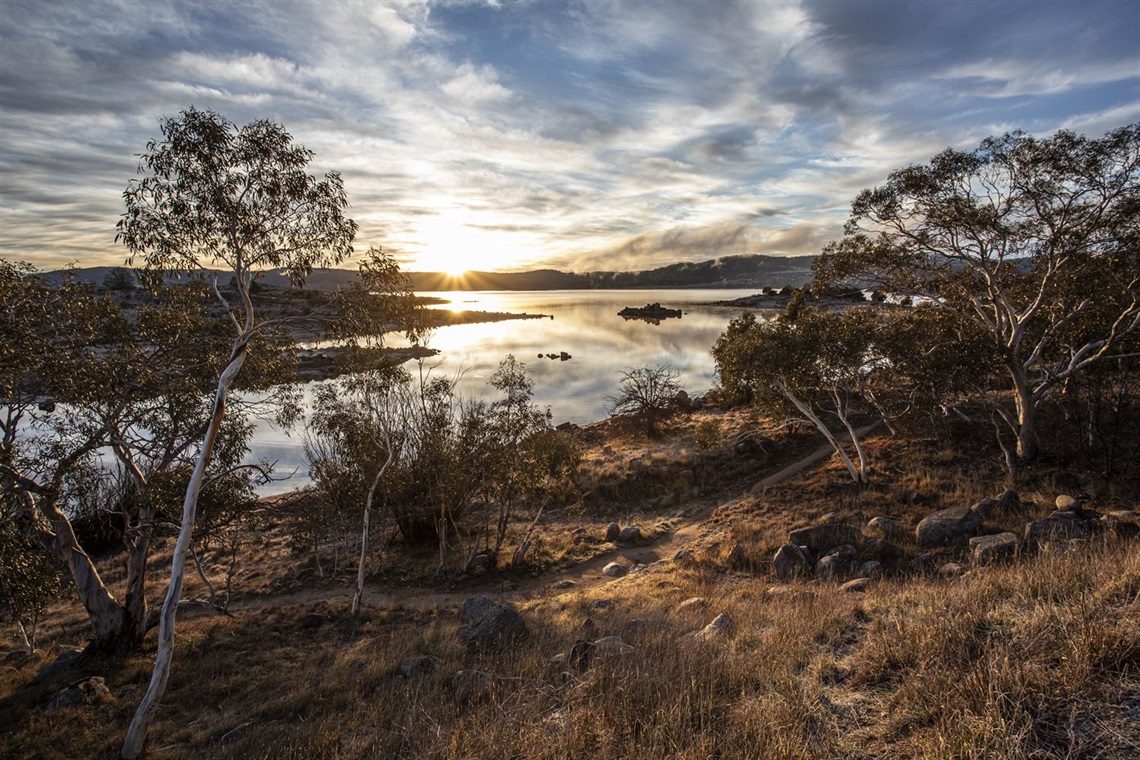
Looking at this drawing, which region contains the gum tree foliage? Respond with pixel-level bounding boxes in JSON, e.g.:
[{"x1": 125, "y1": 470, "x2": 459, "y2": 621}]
[
  {"x1": 0, "y1": 262, "x2": 272, "y2": 655},
  {"x1": 814, "y1": 124, "x2": 1140, "y2": 463},
  {"x1": 117, "y1": 107, "x2": 357, "y2": 759},
  {"x1": 608, "y1": 364, "x2": 684, "y2": 438},
  {"x1": 304, "y1": 355, "x2": 578, "y2": 575},
  {"x1": 713, "y1": 303, "x2": 878, "y2": 484}
]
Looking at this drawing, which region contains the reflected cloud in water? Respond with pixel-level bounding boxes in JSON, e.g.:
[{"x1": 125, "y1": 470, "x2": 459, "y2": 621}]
[{"x1": 251, "y1": 289, "x2": 771, "y2": 494}]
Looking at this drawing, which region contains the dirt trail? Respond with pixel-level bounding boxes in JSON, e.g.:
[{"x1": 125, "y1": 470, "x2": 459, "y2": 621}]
[{"x1": 228, "y1": 423, "x2": 880, "y2": 614}]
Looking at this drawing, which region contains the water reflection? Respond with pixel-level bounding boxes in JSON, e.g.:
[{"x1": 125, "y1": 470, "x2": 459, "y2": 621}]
[{"x1": 251, "y1": 289, "x2": 771, "y2": 495}]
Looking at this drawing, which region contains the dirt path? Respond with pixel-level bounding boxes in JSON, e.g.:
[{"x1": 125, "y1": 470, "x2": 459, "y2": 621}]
[{"x1": 228, "y1": 423, "x2": 880, "y2": 614}]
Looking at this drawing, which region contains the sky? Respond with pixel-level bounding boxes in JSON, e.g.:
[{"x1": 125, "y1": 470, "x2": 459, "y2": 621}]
[{"x1": 1, "y1": 0, "x2": 1138, "y2": 275}]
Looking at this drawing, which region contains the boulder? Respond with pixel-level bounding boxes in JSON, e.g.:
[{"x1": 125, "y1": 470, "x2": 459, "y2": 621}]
[
  {"x1": 45, "y1": 676, "x2": 113, "y2": 712},
  {"x1": 604, "y1": 522, "x2": 621, "y2": 542},
  {"x1": 866, "y1": 516, "x2": 903, "y2": 539},
  {"x1": 859, "y1": 560, "x2": 883, "y2": 577},
  {"x1": 969, "y1": 532, "x2": 1020, "y2": 566},
  {"x1": 591, "y1": 635, "x2": 634, "y2": 660},
  {"x1": 677, "y1": 596, "x2": 709, "y2": 612},
  {"x1": 1102, "y1": 514, "x2": 1140, "y2": 540},
  {"x1": 996, "y1": 489, "x2": 1022, "y2": 515},
  {"x1": 602, "y1": 562, "x2": 626, "y2": 578},
  {"x1": 939, "y1": 562, "x2": 967, "y2": 577},
  {"x1": 1024, "y1": 511, "x2": 1093, "y2": 545},
  {"x1": 788, "y1": 523, "x2": 862, "y2": 556},
  {"x1": 772, "y1": 544, "x2": 814, "y2": 581},
  {"x1": 916, "y1": 507, "x2": 980, "y2": 548},
  {"x1": 860, "y1": 537, "x2": 903, "y2": 563},
  {"x1": 299, "y1": 613, "x2": 326, "y2": 631},
  {"x1": 695, "y1": 613, "x2": 733, "y2": 640},
  {"x1": 840, "y1": 577, "x2": 872, "y2": 593},
  {"x1": 969, "y1": 498, "x2": 996, "y2": 522},
  {"x1": 618, "y1": 525, "x2": 642, "y2": 544},
  {"x1": 458, "y1": 596, "x2": 527, "y2": 657},
  {"x1": 1054, "y1": 494, "x2": 1082, "y2": 512},
  {"x1": 566, "y1": 639, "x2": 594, "y2": 673},
  {"x1": 843, "y1": 511, "x2": 868, "y2": 529},
  {"x1": 725, "y1": 543, "x2": 749, "y2": 569},
  {"x1": 451, "y1": 670, "x2": 495, "y2": 703},
  {"x1": 672, "y1": 549, "x2": 696, "y2": 566},
  {"x1": 815, "y1": 545, "x2": 857, "y2": 581}
]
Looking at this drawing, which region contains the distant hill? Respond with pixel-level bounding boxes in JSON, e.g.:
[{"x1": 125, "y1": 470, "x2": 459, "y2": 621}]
[{"x1": 43, "y1": 254, "x2": 816, "y2": 292}]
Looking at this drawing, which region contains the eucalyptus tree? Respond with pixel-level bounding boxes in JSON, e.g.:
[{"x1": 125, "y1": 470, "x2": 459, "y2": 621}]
[
  {"x1": 814, "y1": 124, "x2": 1140, "y2": 462},
  {"x1": 0, "y1": 263, "x2": 273, "y2": 653},
  {"x1": 713, "y1": 306, "x2": 878, "y2": 483},
  {"x1": 118, "y1": 107, "x2": 357, "y2": 759}
]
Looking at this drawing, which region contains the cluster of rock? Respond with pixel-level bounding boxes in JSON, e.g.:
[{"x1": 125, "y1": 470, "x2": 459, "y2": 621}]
[
  {"x1": 770, "y1": 482, "x2": 1138, "y2": 588},
  {"x1": 604, "y1": 522, "x2": 644, "y2": 545},
  {"x1": 617, "y1": 303, "x2": 683, "y2": 321}
]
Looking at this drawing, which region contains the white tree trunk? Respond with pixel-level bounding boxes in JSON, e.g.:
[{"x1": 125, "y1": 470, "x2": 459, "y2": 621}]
[
  {"x1": 121, "y1": 341, "x2": 248, "y2": 760},
  {"x1": 352, "y1": 444, "x2": 393, "y2": 616},
  {"x1": 779, "y1": 384, "x2": 862, "y2": 482}
]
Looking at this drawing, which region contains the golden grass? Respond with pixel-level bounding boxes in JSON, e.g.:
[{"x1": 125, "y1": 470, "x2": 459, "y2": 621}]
[{"x1": 3, "y1": 413, "x2": 1139, "y2": 758}]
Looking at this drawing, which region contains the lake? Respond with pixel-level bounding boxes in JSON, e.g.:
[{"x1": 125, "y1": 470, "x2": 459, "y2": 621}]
[{"x1": 251, "y1": 289, "x2": 770, "y2": 495}]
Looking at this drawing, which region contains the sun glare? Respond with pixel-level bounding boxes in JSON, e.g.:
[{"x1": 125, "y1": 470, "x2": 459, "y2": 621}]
[{"x1": 415, "y1": 214, "x2": 535, "y2": 278}]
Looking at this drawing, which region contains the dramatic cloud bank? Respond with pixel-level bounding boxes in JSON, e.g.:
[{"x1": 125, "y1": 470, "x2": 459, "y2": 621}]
[{"x1": 1, "y1": 0, "x2": 1137, "y2": 272}]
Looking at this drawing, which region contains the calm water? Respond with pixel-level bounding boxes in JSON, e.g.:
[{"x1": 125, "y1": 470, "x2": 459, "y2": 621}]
[{"x1": 251, "y1": 289, "x2": 769, "y2": 495}]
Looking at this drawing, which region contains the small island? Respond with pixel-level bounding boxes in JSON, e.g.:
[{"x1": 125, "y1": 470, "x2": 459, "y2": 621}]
[{"x1": 618, "y1": 302, "x2": 683, "y2": 323}]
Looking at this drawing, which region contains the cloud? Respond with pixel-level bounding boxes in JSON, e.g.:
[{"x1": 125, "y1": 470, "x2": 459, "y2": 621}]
[{"x1": 0, "y1": 0, "x2": 1137, "y2": 274}]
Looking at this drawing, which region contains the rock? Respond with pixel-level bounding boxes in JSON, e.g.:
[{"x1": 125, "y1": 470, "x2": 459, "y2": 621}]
[
  {"x1": 458, "y1": 596, "x2": 528, "y2": 657},
  {"x1": 696, "y1": 613, "x2": 734, "y2": 640},
  {"x1": 725, "y1": 543, "x2": 749, "y2": 569},
  {"x1": 1055, "y1": 494, "x2": 1081, "y2": 512},
  {"x1": 866, "y1": 516, "x2": 902, "y2": 539},
  {"x1": 788, "y1": 523, "x2": 862, "y2": 556},
  {"x1": 859, "y1": 560, "x2": 883, "y2": 577},
  {"x1": 1024, "y1": 511, "x2": 1093, "y2": 545},
  {"x1": 916, "y1": 507, "x2": 980, "y2": 548},
  {"x1": 618, "y1": 525, "x2": 642, "y2": 544},
  {"x1": 591, "y1": 599, "x2": 615, "y2": 611},
  {"x1": 843, "y1": 511, "x2": 868, "y2": 529},
  {"x1": 939, "y1": 562, "x2": 967, "y2": 577},
  {"x1": 299, "y1": 613, "x2": 326, "y2": 631},
  {"x1": 815, "y1": 545, "x2": 857, "y2": 581},
  {"x1": 46, "y1": 676, "x2": 113, "y2": 712},
  {"x1": 398, "y1": 655, "x2": 440, "y2": 680},
  {"x1": 551, "y1": 579, "x2": 577, "y2": 590},
  {"x1": 451, "y1": 670, "x2": 495, "y2": 703},
  {"x1": 672, "y1": 549, "x2": 695, "y2": 566},
  {"x1": 860, "y1": 537, "x2": 903, "y2": 563},
  {"x1": 567, "y1": 639, "x2": 594, "y2": 673},
  {"x1": 996, "y1": 489, "x2": 1021, "y2": 514},
  {"x1": 970, "y1": 498, "x2": 996, "y2": 522},
  {"x1": 773, "y1": 544, "x2": 814, "y2": 581},
  {"x1": 604, "y1": 522, "x2": 621, "y2": 542},
  {"x1": 591, "y1": 635, "x2": 634, "y2": 660},
  {"x1": 602, "y1": 562, "x2": 626, "y2": 578},
  {"x1": 819, "y1": 511, "x2": 842, "y2": 524},
  {"x1": 677, "y1": 596, "x2": 709, "y2": 612},
  {"x1": 1103, "y1": 514, "x2": 1140, "y2": 539},
  {"x1": 840, "y1": 578, "x2": 872, "y2": 593},
  {"x1": 969, "y1": 532, "x2": 1021, "y2": 566}
]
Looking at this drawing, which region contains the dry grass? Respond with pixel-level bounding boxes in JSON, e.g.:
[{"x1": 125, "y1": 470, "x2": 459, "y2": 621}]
[{"x1": 3, "y1": 409, "x2": 1139, "y2": 758}]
